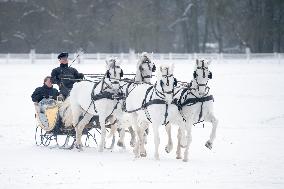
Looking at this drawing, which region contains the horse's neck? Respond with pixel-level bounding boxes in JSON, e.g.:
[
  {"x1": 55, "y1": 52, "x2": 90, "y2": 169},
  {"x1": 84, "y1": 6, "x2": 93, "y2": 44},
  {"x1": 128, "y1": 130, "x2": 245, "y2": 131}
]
[
  {"x1": 94, "y1": 79, "x2": 114, "y2": 93},
  {"x1": 152, "y1": 81, "x2": 172, "y2": 102},
  {"x1": 187, "y1": 80, "x2": 211, "y2": 97},
  {"x1": 135, "y1": 69, "x2": 151, "y2": 83}
]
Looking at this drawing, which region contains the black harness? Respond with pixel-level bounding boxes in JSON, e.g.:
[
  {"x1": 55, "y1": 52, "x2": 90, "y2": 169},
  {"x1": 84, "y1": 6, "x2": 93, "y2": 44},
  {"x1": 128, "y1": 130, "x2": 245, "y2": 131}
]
[
  {"x1": 125, "y1": 80, "x2": 175, "y2": 126},
  {"x1": 135, "y1": 58, "x2": 155, "y2": 82},
  {"x1": 177, "y1": 83, "x2": 214, "y2": 124}
]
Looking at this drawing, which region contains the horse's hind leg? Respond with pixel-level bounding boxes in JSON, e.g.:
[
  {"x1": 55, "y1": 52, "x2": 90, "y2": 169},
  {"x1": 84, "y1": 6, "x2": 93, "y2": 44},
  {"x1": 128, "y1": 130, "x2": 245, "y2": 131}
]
[
  {"x1": 205, "y1": 113, "x2": 218, "y2": 150},
  {"x1": 98, "y1": 116, "x2": 107, "y2": 152},
  {"x1": 74, "y1": 113, "x2": 92, "y2": 150},
  {"x1": 165, "y1": 124, "x2": 173, "y2": 153},
  {"x1": 71, "y1": 106, "x2": 84, "y2": 150}
]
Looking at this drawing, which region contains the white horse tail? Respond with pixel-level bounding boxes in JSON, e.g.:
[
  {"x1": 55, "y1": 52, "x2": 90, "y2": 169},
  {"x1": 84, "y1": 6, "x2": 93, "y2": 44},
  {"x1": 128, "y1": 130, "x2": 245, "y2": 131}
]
[{"x1": 59, "y1": 98, "x2": 73, "y2": 128}]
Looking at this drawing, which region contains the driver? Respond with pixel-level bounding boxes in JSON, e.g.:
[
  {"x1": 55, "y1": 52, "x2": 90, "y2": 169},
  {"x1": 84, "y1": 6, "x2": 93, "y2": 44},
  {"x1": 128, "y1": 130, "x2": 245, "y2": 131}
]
[{"x1": 51, "y1": 52, "x2": 84, "y2": 99}]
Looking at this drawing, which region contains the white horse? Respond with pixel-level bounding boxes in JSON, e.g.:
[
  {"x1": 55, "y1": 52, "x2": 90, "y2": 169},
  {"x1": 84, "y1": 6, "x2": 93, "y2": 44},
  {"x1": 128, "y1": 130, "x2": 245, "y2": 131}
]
[
  {"x1": 60, "y1": 58, "x2": 124, "y2": 151},
  {"x1": 165, "y1": 59, "x2": 218, "y2": 162},
  {"x1": 115, "y1": 52, "x2": 156, "y2": 147},
  {"x1": 125, "y1": 64, "x2": 187, "y2": 160}
]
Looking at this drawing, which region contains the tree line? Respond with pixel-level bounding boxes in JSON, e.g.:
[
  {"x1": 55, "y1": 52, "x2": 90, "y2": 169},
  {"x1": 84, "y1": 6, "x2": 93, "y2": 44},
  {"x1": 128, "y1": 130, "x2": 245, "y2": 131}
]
[{"x1": 0, "y1": 0, "x2": 283, "y2": 53}]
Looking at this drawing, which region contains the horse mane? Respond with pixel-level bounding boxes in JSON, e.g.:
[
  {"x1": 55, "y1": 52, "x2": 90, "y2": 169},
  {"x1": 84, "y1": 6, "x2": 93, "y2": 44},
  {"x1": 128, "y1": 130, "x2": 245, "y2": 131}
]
[
  {"x1": 157, "y1": 63, "x2": 173, "y2": 78},
  {"x1": 58, "y1": 98, "x2": 73, "y2": 127}
]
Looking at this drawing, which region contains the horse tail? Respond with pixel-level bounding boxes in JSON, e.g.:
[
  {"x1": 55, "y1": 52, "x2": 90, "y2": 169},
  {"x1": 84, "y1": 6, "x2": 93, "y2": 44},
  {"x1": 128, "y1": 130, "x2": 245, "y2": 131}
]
[{"x1": 59, "y1": 98, "x2": 73, "y2": 127}]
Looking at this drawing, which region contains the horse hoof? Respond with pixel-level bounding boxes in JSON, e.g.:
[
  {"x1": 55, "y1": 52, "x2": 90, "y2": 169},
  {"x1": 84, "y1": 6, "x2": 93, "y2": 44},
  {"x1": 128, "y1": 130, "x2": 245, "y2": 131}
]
[
  {"x1": 205, "y1": 141, "x2": 212, "y2": 150},
  {"x1": 140, "y1": 151, "x2": 147, "y2": 157},
  {"x1": 165, "y1": 147, "x2": 169, "y2": 153},
  {"x1": 165, "y1": 146, "x2": 172, "y2": 153},
  {"x1": 130, "y1": 141, "x2": 135, "y2": 147},
  {"x1": 75, "y1": 144, "x2": 83, "y2": 151},
  {"x1": 176, "y1": 156, "x2": 182, "y2": 159},
  {"x1": 117, "y1": 141, "x2": 124, "y2": 147},
  {"x1": 183, "y1": 158, "x2": 188, "y2": 162}
]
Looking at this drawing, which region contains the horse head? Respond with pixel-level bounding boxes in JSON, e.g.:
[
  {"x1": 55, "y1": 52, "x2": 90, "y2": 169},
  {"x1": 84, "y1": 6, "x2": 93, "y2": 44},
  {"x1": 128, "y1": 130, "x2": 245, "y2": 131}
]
[
  {"x1": 193, "y1": 59, "x2": 212, "y2": 96},
  {"x1": 156, "y1": 63, "x2": 177, "y2": 102},
  {"x1": 105, "y1": 57, "x2": 123, "y2": 90},
  {"x1": 135, "y1": 52, "x2": 156, "y2": 83}
]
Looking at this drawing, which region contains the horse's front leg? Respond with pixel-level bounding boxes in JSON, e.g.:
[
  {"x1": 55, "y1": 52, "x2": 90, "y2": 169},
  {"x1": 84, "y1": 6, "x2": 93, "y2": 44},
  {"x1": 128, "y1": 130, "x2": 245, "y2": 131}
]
[
  {"x1": 138, "y1": 121, "x2": 148, "y2": 157},
  {"x1": 205, "y1": 113, "x2": 218, "y2": 150},
  {"x1": 183, "y1": 123, "x2": 192, "y2": 162},
  {"x1": 152, "y1": 124, "x2": 160, "y2": 160},
  {"x1": 176, "y1": 128, "x2": 182, "y2": 159},
  {"x1": 131, "y1": 115, "x2": 140, "y2": 158},
  {"x1": 165, "y1": 124, "x2": 173, "y2": 153},
  {"x1": 98, "y1": 116, "x2": 107, "y2": 152},
  {"x1": 128, "y1": 126, "x2": 136, "y2": 147},
  {"x1": 117, "y1": 127, "x2": 125, "y2": 148}
]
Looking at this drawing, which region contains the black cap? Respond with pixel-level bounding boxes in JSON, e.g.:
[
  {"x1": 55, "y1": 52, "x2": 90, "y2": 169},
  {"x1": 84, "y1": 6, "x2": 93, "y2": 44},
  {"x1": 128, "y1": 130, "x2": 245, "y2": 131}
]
[{"x1": 57, "y1": 52, "x2": 68, "y2": 59}]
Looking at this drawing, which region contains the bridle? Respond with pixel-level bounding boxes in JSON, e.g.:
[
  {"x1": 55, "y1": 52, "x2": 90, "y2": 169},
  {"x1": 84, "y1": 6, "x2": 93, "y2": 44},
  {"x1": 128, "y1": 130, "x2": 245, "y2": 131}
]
[
  {"x1": 193, "y1": 60, "x2": 212, "y2": 93},
  {"x1": 139, "y1": 58, "x2": 156, "y2": 81},
  {"x1": 157, "y1": 67, "x2": 176, "y2": 96}
]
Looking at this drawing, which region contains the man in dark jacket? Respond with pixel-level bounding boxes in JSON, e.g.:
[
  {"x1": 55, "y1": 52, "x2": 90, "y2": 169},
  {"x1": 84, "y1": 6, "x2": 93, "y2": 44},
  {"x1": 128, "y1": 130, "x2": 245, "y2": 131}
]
[
  {"x1": 51, "y1": 52, "x2": 84, "y2": 98},
  {"x1": 31, "y1": 76, "x2": 59, "y2": 103}
]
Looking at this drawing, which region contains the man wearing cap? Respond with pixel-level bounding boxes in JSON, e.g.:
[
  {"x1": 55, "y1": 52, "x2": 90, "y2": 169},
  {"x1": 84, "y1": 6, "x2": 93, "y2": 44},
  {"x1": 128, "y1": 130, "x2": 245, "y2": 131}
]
[{"x1": 51, "y1": 52, "x2": 84, "y2": 99}]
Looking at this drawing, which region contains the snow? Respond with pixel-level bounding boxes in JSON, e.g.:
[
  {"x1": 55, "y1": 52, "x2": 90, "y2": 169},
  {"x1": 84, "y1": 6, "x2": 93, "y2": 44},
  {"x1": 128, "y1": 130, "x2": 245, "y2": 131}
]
[{"x1": 0, "y1": 59, "x2": 284, "y2": 189}]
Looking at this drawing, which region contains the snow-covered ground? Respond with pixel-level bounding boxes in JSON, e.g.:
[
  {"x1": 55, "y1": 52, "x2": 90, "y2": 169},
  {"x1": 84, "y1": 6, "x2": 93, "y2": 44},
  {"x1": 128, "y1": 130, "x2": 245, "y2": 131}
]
[{"x1": 0, "y1": 59, "x2": 283, "y2": 189}]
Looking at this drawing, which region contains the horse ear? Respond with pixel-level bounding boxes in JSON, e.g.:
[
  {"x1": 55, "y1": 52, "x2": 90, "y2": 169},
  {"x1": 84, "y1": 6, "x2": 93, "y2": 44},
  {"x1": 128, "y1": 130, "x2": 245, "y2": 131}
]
[
  {"x1": 159, "y1": 65, "x2": 163, "y2": 73},
  {"x1": 152, "y1": 64, "x2": 156, "y2": 72},
  {"x1": 160, "y1": 80, "x2": 164, "y2": 88},
  {"x1": 105, "y1": 60, "x2": 109, "y2": 69},
  {"x1": 170, "y1": 63, "x2": 175, "y2": 73},
  {"x1": 208, "y1": 71, "x2": 212, "y2": 79},
  {"x1": 193, "y1": 71, "x2": 197, "y2": 79},
  {"x1": 207, "y1": 59, "x2": 212, "y2": 65},
  {"x1": 120, "y1": 69, "x2": 124, "y2": 78},
  {"x1": 106, "y1": 70, "x2": 110, "y2": 78},
  {"x1": 174, "y1": 78, "x2": 177, "y2": 86}
]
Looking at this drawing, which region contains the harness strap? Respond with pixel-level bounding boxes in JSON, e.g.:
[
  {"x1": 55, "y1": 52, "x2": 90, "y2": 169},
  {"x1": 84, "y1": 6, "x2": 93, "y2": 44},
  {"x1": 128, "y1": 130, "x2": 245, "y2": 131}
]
[{"x1": 181, "y1": 95, "x2": 214, "y2": 107}]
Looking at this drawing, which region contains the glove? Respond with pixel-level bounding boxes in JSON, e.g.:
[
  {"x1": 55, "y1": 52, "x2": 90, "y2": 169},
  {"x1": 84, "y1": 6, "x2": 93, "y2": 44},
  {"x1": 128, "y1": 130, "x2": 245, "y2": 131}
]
[{"x1": 78, "y1": 73, "x2": 84, "y2": 79}]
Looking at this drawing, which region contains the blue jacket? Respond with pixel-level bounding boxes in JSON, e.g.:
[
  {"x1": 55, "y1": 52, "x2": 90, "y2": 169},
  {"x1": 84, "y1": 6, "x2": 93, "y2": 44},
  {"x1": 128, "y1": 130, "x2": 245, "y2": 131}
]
[{"x1": 31, "y1": 84, "x2": 59, "y2": 102}]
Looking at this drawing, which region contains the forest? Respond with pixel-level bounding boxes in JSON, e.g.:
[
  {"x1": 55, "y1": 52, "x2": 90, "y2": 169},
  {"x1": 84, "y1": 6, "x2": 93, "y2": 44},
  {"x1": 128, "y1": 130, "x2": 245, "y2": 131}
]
[{"x1": 0, "y1": 0, "x2": 283, "y2": 53}]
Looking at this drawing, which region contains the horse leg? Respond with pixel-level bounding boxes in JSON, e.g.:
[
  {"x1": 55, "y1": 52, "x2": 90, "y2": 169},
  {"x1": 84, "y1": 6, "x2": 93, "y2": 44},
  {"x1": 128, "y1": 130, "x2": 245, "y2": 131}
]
[
  {"x1": 117, "y1": 127, "x2": 125, "y2": 148},
  {"x1": 205, "y1": 113, "x2": 218, "y2": 150},
  {"x1": 129, "y1": 126, "x2": 136, "y2": 147},
  {"x1": 138, "y1": 121, "x2": 148, "y2": 157},
  {"x1": 71, "y1": 107, "x2": 84, "y2": 150},
  {"x1": 98, "y1": 116, "x2": 107, "y2": 152},
  {"x1": 74, "y1": 124, "x2": 84, "y2": 150},
  {"x1": 130, "y1": 114, "x2": 140, "y2": 158},
  {"x1": 176, "y1": 128, "x2": 182, "y2": 159},
  {"x1": 183, "y1": 124, "x2": 192, "y2": 162},
  {"x1": 152, "y1": 124, "x2": 160, "y2": 160},
  {"x1": 165, "y1": 124, "x2": 173, "y2": 153}
]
